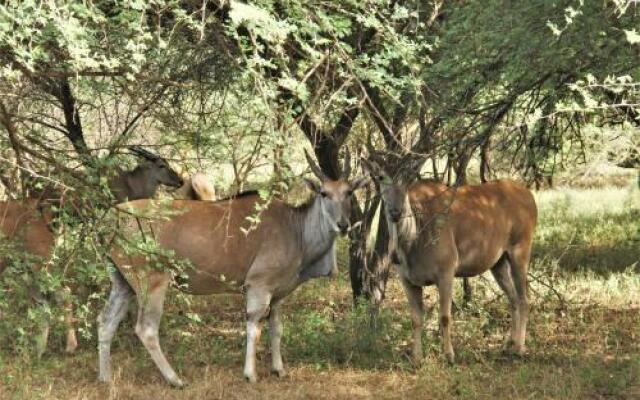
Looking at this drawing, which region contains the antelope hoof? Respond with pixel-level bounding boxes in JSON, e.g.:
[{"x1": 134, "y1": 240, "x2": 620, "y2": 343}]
[
  {"x1": 445, "y1": 351, "x2": 455, "y2": 364},
  {"x1": 244, "y1": 373, "x2": 258, "y2": 384},
  {"x1": 169, "y1": 377, "x2": 186, "y2": 388},
  {"x1": 271, "y1": 368, "x2": 286, "y2": 378},
  {"x1": 514, "y1": 344, "x2": 527, "y2": 357},
  {"x1": 98, "y1": 373, "x2": 111, "y2": 384},
  {"x1": 35, "y1": 348, "x2": 46, "y2": 360},
  {"x1": 411, "y1": 355, "x2": 423, "y2": 367},
  {"x1": 35, "y1": 337, "x2": 48, "y2": 359},
  {"x1": 391, "y1": 251, "x2": 401, "y2": 265}
]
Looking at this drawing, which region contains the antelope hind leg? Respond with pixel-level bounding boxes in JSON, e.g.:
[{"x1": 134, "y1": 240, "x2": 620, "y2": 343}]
[
  {"x1": 269, "y1": 299, "x2": 285, "y2": 377},
  {"x1": 490, "y1": 255, "x2": 519, "y2": 350},
  {"x1": 30, "y1": 282, "x2": 50, "y2": 359},
  {"x1": 60, "y1": 286, "x2": 78, "y2": 353},
  {"x1": 507, "y1": 243, "x2": 531, "y2": 356},
  {"x1": 437, "y1": 276, "x2": 455, "y2": 364},
  {"x1": 133, "y1": 273, "x2": 185, "y2": 387}
]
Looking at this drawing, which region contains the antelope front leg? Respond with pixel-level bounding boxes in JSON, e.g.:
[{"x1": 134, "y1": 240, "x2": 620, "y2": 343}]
[
  {"x1": 29, "y1": 281, "x2": 50, "y2": 358},
  {"x1": 269, "y1": 299, "x2": 285, "y2": 377},
  {"x1": 243, "y1": 288, "x2": 271, "y2": 383},
  {"x1": 98, "y1": 271, "x2": 132, "y2": 383},
  {"x1": 400, "y1": 278, "x2": 424, "y2": 364},
  {"x1": 65, "y1": 325, "x2": 78, "y2": 354},
  {"x1": 35, "y1": 319, "x2": 50, "y2": 359},
  {"x1": 62, "y1": 286, "x2": 78, "y2": 353},
  {"x1": 437, "y1": 276, "x2": 455, "y2": 363}
]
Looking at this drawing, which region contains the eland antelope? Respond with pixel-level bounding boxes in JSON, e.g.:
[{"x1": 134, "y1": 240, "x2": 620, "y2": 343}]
[
  {"x1": 97, "y1": 151, "x2": 368, "y2": 386},
  {"x1": 0, "y1": 149, "x2": 183, "y2": 356},
  {"x1": 362, "y1": 159, "x2": 537, "y2": 364},
  {"x1": 109, "y1": 146, "x2": 184, "y2": 203}
]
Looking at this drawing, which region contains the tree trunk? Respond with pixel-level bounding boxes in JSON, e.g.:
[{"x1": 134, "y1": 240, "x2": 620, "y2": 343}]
[
  {"x1": 314, "y1": 138, "x2": 341, "y2": 180},
  {"x1": 0, "y1": 101, "x2": 27, "y2": 196},
  {"x1": 348, "y1": 195, "x2": 393, "y2": 315},
  {"x1": 479, "y1": 137, "x2": 492, "y2": 183},
  {"x1": 454, "y1": 151, "x2": 471, "y2": 186},
  {"x1": 348, "y1": 206, "x2": 365, "y2": 300},
  {"x1": 39, "y1": 78, "x2": 89, "y2": 159}
]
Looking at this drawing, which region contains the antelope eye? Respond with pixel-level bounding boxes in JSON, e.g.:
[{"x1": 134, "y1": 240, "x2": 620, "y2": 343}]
[
  {"x1": 320, "y1": 191, "x2": 328, "y2": 198},
  {"x1": 346, "y1": 190, "x2": 353, "y2": 196}
]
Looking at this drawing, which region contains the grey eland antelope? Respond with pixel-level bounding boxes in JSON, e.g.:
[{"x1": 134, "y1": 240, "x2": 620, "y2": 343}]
[{"x1": 98, "y1": 151, "x2": 368, "y2": 386}]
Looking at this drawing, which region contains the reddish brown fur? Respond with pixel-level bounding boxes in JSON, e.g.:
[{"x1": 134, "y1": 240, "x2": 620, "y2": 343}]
[
  {"x1": 0, "y1": 200, "x2": 54, "y2": 275},
  {"x1": 0, "y1": 200, "x2": 75, "y2": 355},
  {"x1": 403, "y1": 180, "x2": 537, "y2": 282},
  {"x1": 362, "y1": 155, "x2": 538, "y2": 365},
  {"x1": 390, "y1": 179, "x2": 537, "y2": 363}
]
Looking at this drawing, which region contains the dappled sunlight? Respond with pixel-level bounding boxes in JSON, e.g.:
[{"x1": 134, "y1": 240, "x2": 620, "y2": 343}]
[
  {"x1": 0, "y1": 0, "x2": 637, "y2": 395},
  {"x1": 1, "y1": 184, "x2": 639, "y2": 399}
]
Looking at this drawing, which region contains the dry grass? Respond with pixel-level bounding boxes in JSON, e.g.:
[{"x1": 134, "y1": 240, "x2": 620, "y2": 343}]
[{"x1": 0, "y1": 183, "x2": 639, "y2": 399}]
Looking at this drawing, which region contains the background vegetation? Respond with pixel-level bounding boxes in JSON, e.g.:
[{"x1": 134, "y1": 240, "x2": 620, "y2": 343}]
[{"x1": 0, "y1": 1, "x2": 638, "y2": 398}]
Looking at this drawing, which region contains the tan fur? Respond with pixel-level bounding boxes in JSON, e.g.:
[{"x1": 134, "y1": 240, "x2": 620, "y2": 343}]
[
  {"x1": 174, "y1": 172, "x2": 216, "y2": 201},
  {"x1": 99, "y1": 172, "x2": 368, "y2": 386},
  {"x1": 400, "y1": 180, "x2": 537, "y2": 282},
  {"x1": 0, "y1": 200, "x2": 54, "y2": 274},
  {"x1": 111, "y1": 197, "x2": 285, "y2": 296},
  {"x1": 0, "y1": 158, "x2": 182, "y2": 357},
  {"x1": 190, "y1": 172, "x2": 216, "y2": 200}
]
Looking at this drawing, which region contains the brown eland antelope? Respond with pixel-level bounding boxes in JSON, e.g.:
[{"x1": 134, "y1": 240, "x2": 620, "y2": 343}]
[
  {"x1": 97, "y1": 152, "x2": 368, "y2": 386},
  {"x1": 0, "y1": 150, "x2": 183, "y2": 357},
  {"x1": 0, "y1": 199, "x2": 60, "y2": 355},
  {"x1": 362, "y1": 159, "x2": 537, "y2": 364}
]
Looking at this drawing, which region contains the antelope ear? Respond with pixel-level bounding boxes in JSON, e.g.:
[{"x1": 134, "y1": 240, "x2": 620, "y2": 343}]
[
  {"x1": 304, "y1": 178, "x2": 321, "y2": 193},
  {"x1": 350, "y1": 176, "x2": 369, "y2": 191}
]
